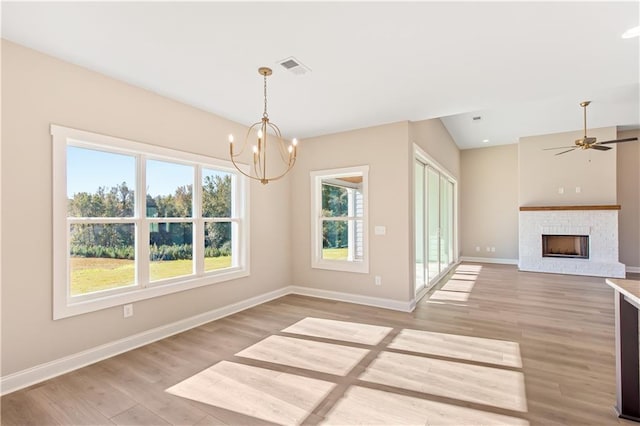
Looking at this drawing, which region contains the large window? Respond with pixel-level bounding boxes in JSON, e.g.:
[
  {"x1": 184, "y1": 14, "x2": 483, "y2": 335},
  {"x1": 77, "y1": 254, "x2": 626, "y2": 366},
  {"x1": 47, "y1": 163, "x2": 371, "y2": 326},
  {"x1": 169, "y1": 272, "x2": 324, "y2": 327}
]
[
  {"x1": 310, "y1": 166, "x2": 369, "y2": 273},
  {"x1": 52, "y1": 125, "x2": 249, "y2": 319}
]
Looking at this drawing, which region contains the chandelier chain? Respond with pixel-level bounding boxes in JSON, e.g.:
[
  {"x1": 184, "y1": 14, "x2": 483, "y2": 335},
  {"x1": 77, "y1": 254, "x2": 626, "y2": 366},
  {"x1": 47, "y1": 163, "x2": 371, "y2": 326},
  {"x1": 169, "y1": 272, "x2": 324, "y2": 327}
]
[{"x1": 263, "y1": 73, "x2": 268, "y2": 119}]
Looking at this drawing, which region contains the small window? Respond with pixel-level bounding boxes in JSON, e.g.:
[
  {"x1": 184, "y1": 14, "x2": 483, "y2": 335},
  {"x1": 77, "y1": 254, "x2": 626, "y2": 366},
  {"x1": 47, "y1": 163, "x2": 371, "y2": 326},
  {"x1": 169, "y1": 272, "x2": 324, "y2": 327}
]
[{"x1": 310, "y1": 166, "x2": 369, "y2": 273}]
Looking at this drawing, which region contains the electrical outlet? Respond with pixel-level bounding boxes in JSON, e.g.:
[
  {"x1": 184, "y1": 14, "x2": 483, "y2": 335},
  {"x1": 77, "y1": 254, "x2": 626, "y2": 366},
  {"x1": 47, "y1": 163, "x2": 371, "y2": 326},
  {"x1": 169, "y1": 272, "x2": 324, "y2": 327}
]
[
  {"x1": 123, "y1": 304, "x2": 133, "y2": 318},
  {"x1": 374, "y1": 226, "x2": 386, "y2": 235},
  {"x1": 475, "y1": 246, "x2": 480, "y2": 252},
  {"x1": 486, "y1": 246, "x2": 491, "y2": 252},
  {"x1": 558, "y1": 187, "x2": 564, "y2": 194},
  {"x1": 575, "y1": 186, "x2": 581, "y2": 194},
  {"x1": 491, "y1": 247, "x2": 496, "y2": 252},
  {"x1": 375, "y1": 276, "x2": 382, "y2": 286}
]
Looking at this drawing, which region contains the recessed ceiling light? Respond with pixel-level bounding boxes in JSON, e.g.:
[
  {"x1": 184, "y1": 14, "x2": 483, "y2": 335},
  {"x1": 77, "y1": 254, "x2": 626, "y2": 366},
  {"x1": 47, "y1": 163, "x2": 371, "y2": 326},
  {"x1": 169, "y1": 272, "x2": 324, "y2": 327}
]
[
  {"x1": 482, "y1": 139, "x2": 489, "y2": 143},
  {"x1": 622, "y1": 26, "x2": 640, "y2": 39}
]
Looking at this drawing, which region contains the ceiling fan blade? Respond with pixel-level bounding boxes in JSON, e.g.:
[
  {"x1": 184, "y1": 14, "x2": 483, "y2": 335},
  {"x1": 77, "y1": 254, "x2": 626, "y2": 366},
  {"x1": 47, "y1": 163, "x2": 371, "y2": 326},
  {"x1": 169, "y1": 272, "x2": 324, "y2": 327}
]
[
  {"x1": 590, "y1": 145, "x2": 612, "y2": 151},
  {"x1": 544, "y1": 146, "x2": 577, "y2": 150},
  {"x1": 598, "y1": 137, "x2": 638, "y2": 145},
  {"x1": 555, "y1": 148, "x2": 577, "y2": 156}
]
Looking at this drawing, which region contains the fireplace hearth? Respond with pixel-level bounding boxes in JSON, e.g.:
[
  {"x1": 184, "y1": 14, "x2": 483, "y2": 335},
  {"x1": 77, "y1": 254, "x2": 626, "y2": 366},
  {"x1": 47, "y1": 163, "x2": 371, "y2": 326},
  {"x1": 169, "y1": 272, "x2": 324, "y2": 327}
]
[{"x1": 542, "y1": 235, "x2": 589, "y2": 259}]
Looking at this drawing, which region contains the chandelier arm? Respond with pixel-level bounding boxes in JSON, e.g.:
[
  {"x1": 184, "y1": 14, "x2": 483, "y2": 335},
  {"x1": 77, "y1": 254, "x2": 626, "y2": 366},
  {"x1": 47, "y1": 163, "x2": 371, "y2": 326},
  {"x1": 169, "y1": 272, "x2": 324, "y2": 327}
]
[
  {"x1": 229, "y1": 153, "x2": 262, "y2": 182},
  {"x1": 231, "y1": 121, "x2": 263, "y2": 157},
  {"x1": 265, "y1": 122, "x2": 291, "y2": 163},
  {"x1": 262, "y1": 157, "x2": 297, "y2": 183}
]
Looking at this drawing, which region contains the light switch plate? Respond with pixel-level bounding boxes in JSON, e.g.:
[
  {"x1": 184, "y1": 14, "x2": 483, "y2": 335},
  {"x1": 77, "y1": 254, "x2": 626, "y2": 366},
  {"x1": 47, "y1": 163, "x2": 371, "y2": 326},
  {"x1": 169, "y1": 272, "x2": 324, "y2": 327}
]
[{"x1": 374, "y1": 226, "x2": 386, "y2": 235}]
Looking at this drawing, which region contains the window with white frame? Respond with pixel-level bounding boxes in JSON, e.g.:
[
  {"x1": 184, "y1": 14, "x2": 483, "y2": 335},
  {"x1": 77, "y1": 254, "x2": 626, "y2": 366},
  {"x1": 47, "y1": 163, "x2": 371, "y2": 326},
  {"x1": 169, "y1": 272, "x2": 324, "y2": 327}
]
[
  {"x1": 52, "y1": 125, "x2": 249, "y2": 319},
  {"x1": 310, "y1": 166, "x2": 369, "y2": 273}
]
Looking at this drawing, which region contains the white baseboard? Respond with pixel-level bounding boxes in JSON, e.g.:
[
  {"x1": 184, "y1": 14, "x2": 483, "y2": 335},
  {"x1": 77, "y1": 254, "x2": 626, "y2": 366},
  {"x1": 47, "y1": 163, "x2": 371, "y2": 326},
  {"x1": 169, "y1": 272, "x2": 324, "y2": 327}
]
[
  {"x1": 460, "y1": 256, "x2": 519, "y2": 265},
  {"x1": 1, "y1": 286, "x2": 412, "y2": 396},
  {"x1": 288, "y1": 285, "x2": 415, "y2": 313},
  {"x1": 627, "y1": 266, "x2": 640, "y2": 274},
  {"x1": 0, "y1": 287, "x2": 290, "y2": 396}
]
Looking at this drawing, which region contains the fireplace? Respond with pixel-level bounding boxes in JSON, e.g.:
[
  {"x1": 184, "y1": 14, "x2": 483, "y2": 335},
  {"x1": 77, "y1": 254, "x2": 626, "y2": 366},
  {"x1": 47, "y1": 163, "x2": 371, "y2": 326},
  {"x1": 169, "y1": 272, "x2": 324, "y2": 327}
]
[
  {"x1": 518, "y1": 205, "x2": 625, "y2": 278},
  {"x1": 542, "y1": 235, "x2": 589, "y2": 259}
]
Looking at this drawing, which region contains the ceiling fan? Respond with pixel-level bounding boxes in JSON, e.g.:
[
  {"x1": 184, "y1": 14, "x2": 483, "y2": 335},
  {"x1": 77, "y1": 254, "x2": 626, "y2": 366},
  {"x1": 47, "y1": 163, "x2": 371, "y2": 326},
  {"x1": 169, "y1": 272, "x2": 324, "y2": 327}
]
[{"x1": 545, "y1": 101, "x2": 638, "y2": 156}]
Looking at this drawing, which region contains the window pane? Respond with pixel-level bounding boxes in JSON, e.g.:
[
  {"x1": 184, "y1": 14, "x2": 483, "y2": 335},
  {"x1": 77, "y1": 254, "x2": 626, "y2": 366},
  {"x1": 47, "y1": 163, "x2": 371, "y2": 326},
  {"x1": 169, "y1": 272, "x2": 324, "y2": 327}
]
[
  {"x1": 427, "y1": 167, "x2": 440, "y2": 281},
  {"x1": 146, "y1": 160, "x2": 193, "y2": 218},
  {"x1": 322, "y1": 183, "x2": 349, "y2": 217},
  {"x1": 69, "y1": 223, "x2": 135, "y2": 296},
  {"x1": 322, "y1": 219, "x2": 363, "y2": 261},
  {"x1": 150, "y1": 222, "x2": 193, "y2": 281},
  {"x1": 67, "y1": 146, "x2": 135, "y2": 217},
  {"x1": 204, "y1": 222, "x2": 232, "y2": 271},
  {"x1": 202, "y1": 169, "x2": 232, "y2": 217}
]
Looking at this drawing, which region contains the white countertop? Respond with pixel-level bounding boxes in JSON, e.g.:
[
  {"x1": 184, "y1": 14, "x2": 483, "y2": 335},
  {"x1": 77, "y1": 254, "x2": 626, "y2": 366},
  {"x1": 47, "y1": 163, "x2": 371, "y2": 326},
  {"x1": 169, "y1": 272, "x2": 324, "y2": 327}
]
[{"x1": 607, "y1": 278, "x2": 640, "y2": 306}]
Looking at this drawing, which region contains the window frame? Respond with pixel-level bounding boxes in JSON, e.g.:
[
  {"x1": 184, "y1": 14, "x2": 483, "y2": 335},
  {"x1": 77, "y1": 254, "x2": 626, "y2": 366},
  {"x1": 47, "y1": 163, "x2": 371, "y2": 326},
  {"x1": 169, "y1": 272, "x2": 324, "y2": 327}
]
[
  {"x1": 310, "y1": 165, "x2": 369, "y2": 274},
  {"x1": 52, "y1": 124, "x2": 250, "y2": 319}
]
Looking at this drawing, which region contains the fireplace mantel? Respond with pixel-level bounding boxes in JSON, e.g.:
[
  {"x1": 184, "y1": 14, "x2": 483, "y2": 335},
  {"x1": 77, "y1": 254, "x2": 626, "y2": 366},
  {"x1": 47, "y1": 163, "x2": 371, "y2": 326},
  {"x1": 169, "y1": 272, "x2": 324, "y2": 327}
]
[{"x1": 519, "y1": 205, "x2": 621, "y2": 211}]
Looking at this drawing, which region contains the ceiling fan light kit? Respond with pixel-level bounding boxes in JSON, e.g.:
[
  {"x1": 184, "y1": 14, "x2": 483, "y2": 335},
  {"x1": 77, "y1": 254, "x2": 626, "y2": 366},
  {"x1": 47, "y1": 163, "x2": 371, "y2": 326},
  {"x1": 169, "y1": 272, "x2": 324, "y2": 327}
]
[{"x1": 544, "y1": 101, "x2": 638, "y2": 156}]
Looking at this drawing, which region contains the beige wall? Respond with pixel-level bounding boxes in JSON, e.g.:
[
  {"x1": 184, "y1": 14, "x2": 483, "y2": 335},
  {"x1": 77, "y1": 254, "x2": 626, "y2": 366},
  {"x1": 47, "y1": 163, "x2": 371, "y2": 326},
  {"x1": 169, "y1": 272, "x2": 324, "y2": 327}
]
[
  {"x1": 410, "y1": 119, "x2": 461, "y2": 180},
  {"x1": 460, "y1": 127, "x2": 638, "y2": 267},
  {"x1": 1, "y1": 40, "x2": 291, "y2": 375},
  {"x1": 519, "y1": 127, "x2": 617, "y2": 206},
  {"x1": 617, "y1": 130, "x2": 640, "y2": 268},
  {"x1": 460, "y1": 145, "x2": 519, "y2": 260},
  {"x1": 290, "y1": 122, "x2": 414, "y2": 302}
]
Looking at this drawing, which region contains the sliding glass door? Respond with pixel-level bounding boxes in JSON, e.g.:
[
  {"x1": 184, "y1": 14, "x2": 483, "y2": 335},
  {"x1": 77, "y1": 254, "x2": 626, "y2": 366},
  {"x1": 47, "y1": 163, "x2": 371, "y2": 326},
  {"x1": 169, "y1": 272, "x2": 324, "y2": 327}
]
[
  {"x1": 414, "y1": 161, "x2": 426, "y2": 291},
  {"x1": 415, "y1": 157, "x2": 456, "y2": 294}
]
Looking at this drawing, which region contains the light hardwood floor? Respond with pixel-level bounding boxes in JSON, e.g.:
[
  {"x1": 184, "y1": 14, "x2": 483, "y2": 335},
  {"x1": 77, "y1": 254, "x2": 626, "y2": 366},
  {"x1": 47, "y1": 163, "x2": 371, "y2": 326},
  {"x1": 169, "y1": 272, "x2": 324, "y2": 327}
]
[{"x1": 2, "y1": 264, "x2": 638, "y2": 425}]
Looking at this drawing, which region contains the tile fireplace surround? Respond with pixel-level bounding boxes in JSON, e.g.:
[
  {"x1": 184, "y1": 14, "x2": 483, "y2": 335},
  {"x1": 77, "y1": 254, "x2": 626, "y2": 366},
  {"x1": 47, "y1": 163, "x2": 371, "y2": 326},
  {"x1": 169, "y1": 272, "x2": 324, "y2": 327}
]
[{"x1": 519, "y1": 205, "x2": 626, "y2": 278}]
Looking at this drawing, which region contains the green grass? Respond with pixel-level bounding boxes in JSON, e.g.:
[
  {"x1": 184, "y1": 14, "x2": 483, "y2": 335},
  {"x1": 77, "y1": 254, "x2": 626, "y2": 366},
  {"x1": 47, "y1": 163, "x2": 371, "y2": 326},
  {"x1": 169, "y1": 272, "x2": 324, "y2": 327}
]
[
  {"x1": 70, "y1": 256, "x2": 232, "y2": 296},
  {"x1": 322, "y1": 247, "x2": 349, "y2": 260}
]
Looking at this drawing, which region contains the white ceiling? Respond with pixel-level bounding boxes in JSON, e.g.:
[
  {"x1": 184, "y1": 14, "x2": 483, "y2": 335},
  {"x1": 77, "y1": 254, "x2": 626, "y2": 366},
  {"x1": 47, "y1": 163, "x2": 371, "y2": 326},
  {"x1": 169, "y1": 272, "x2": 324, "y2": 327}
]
[{"x1": 2, "y1": 1, "x2": 639, "y2": 149}]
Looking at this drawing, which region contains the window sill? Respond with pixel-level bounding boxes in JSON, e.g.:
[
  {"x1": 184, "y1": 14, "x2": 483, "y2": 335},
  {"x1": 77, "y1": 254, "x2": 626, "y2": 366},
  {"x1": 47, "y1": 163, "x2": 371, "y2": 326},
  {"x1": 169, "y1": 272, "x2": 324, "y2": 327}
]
[
  {"x1": 54, "y1": 268, "x2": 249, "y2": 320},
  {"x1": 311, "y1": 260, "x2": 369, "y2": 274}
]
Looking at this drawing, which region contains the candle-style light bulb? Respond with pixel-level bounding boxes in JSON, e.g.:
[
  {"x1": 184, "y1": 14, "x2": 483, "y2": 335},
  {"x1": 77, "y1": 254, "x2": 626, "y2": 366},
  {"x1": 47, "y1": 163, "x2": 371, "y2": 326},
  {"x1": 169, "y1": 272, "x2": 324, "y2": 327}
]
[
  {"x1": 257, "y1": 129, "x2": 263, "y2": 139},
  {"x1": 288, "y1": 145, "x2": 293, "y2": 153},
  {"x1": 228, "y1": 134, "x2": 234, "y2": 144},
  {"x1": 252, "y1": 145, "x2": 259, "y2": 154},
  {"x1": 292, "y1": 138, "x2": 298, "y2": 146}
]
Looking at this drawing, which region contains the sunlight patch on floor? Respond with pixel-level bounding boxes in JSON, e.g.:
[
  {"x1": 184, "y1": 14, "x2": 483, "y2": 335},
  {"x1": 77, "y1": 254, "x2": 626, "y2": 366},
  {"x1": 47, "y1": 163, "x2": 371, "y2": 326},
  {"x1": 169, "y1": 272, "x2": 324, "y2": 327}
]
[
  {"x1": 360, "y1": 351, "x2": 528, "y2": 412},
  {"x1": 282, "y1": 317, "x2": 392, "y2": 345},
  {"x1": 235, "y1": 335, "x2": 369, "y2": 376},
  {"x1": 167, "y1": 313, "x2": 528, "y2": 424},
  {"x1": 429, "y1": 289, "x2": 470, "y2": 301},
  {"x1": 440, "y1": 278, "x2": 476, "y2": 292},
  {"x1": 322, "y1": 386, "x2": 529, "y2": 426},
  {"x1": 426, "y1": 264, "x2": 481, "y2": 304},
  {"x1": 389, "y1": 329, "x2": 522, "y2": 368},
  {"x1": 166, "y1": 361, "x2": 335, "y2": 425}
]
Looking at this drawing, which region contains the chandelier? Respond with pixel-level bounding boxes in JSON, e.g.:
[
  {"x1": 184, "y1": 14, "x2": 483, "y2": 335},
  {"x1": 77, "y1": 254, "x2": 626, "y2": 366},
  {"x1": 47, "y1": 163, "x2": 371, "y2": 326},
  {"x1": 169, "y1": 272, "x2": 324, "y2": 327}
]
[{"x1": 229, "y1": 67, "x2": 298, "y2": 184}]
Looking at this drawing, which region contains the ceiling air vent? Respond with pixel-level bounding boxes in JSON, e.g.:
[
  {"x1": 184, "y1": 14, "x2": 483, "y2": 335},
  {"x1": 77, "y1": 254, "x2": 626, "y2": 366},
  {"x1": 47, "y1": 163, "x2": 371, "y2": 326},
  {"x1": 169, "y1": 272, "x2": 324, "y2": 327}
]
[
  {"x1": 279, "y1": 57, "x2": 311, "y2": 75},
  {"x1": 472, "y1": 116, "x2": 482, "y2": 121}
]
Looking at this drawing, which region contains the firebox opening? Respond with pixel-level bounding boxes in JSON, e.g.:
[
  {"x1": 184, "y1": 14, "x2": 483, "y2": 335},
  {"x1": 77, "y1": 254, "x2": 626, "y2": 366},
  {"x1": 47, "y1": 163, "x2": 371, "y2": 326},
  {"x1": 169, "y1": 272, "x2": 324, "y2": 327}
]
[{"x1": 542, "y1": 235, "x2": 589, "y2": 259}]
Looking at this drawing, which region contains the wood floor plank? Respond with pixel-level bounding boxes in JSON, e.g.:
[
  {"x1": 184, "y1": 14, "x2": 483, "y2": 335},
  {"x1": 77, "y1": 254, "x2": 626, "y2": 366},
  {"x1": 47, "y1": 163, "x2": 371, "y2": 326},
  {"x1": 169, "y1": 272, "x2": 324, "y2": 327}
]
[
  {"x1": 2, "y1": 264, "x2": 637, "y2": 425},
  {"x1": 111, "y1": 404, "x2": 170, "y2": 426}
]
